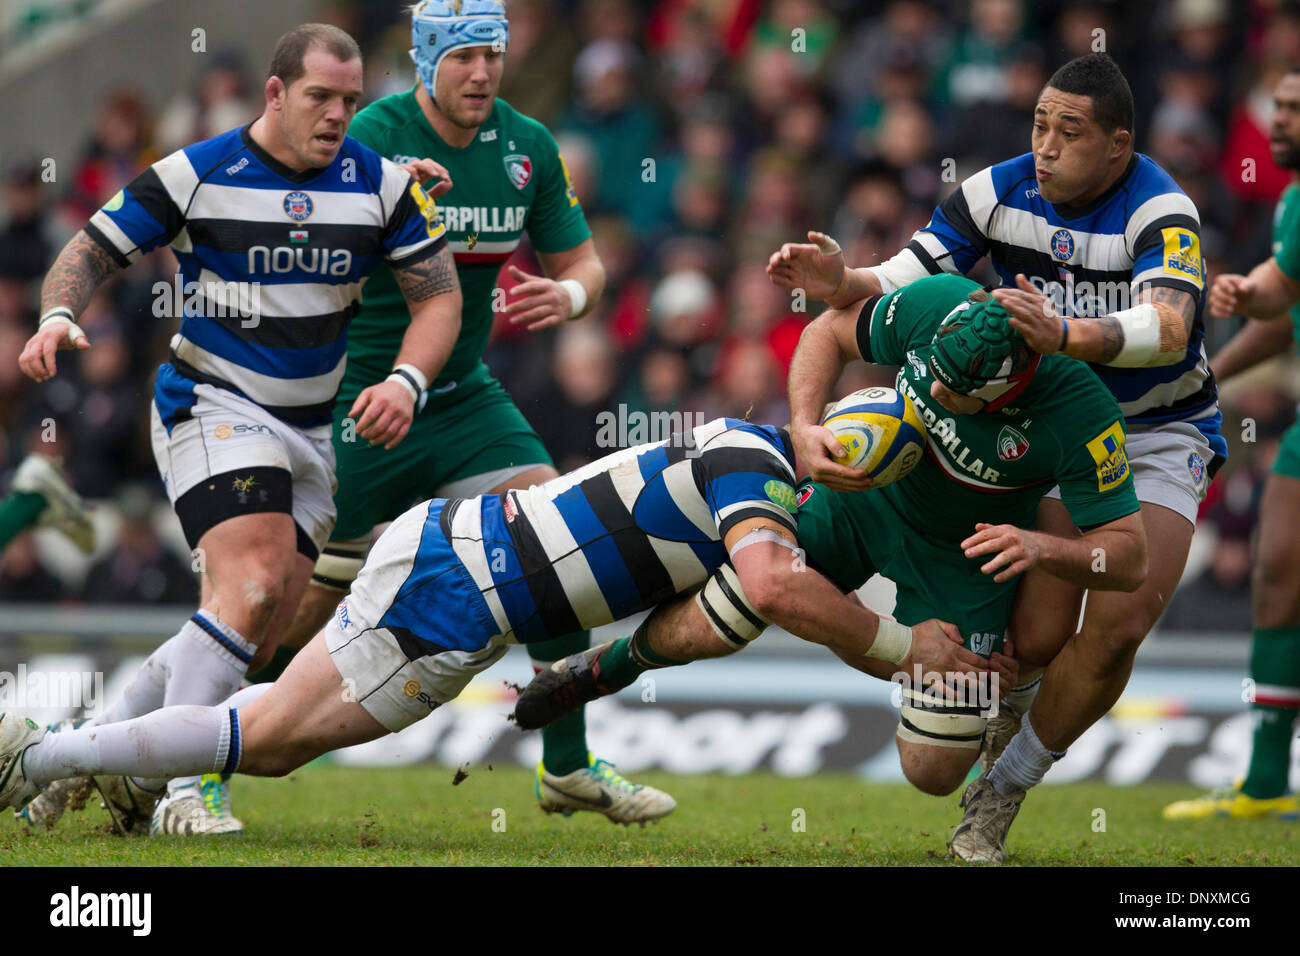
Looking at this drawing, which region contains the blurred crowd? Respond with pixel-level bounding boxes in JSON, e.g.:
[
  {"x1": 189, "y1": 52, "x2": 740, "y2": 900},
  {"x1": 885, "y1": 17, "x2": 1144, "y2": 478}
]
[{"x1": 1, "y1": 0, "x2": 1298, "y2": 625}]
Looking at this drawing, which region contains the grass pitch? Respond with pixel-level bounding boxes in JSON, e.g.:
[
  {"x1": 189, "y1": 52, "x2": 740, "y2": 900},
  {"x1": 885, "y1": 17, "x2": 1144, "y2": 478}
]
[{"x1": 4, "y1": 765, "x2": 1297, "y2": 866}]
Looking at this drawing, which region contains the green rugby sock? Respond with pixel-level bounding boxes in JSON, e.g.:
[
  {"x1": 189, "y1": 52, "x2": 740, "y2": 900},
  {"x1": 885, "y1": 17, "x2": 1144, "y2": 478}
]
[
  {"x1": 0, "y1": 491, "x2": 47, "y2": 550},
  {"x1": 597, "y1": 620, "x2": 684, "y2": 691},
  {"x1": 1242, "y1": 626, "x2": 1300, "y2": 800},
  {"x1": 245, "y1": 645, "x2": 299, "y2": 685},
  {"x1": 532, "y1": 631, "x2": 594, "y2": 777}
]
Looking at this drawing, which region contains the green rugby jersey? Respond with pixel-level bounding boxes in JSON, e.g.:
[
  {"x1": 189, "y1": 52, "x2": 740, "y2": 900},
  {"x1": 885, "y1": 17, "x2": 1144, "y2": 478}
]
[
  {"x1": 344, "y1": 88, "x2": 590, "y2": 398},
  {"x1": 1271, "y1": 180, "x2": 1300, "y2": 347},
  {"x1": 854, "y1": 273, "x2": 1139, "y2": 541}
]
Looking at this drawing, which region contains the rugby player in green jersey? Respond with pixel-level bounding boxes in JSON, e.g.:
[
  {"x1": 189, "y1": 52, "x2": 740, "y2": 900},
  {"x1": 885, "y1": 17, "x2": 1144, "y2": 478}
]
[
  {"x1": 270, "y1": 0, "x2": 674, "y2": 823},
  {"x1": 1163, "y1": 68, "x2": 1300, "y2": 822},
  {"x1": 517, "y1": 273, "x2": 1149, "y2": 859}
]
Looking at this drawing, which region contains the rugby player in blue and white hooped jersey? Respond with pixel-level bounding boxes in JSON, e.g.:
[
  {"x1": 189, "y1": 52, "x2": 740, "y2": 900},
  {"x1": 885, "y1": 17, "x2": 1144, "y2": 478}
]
[
  {"x1": 769, "y1": 53, "x2": 1223, "y2": 861},
  {"x1": 17, "y1": 24, "x2": 461, "y2": 835},
  {"x1": 0, "y1": 420, "x2": 997, "y2": 818}
]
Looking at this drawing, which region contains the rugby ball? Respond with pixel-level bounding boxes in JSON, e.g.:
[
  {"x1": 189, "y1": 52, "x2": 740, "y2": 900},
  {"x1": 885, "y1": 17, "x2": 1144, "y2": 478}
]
[{"x1": 820, "y1": 386, "x2": 927, "y2": 487}]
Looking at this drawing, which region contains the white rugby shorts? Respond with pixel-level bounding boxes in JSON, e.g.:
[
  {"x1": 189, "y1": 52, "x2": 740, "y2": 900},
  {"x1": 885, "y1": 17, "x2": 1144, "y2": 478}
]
[{"x1": 150, "y1": 383, "x2": 337, "y2": 557}]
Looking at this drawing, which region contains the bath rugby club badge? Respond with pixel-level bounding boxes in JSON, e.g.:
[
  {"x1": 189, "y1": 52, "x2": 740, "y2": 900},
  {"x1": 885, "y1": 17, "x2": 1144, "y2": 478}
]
[
  {"x1": 284, "y1": 191, "x2": 313, "y2": 221},
  {"x1": 1050, "y1": 228, "x2": 1075, "y2": 261}
]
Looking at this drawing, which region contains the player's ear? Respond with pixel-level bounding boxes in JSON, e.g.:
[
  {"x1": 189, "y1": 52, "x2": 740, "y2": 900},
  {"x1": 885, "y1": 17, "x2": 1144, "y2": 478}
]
[
  {"x1": 1111, "y1": 127, "x2": 1132, "y2": 159},
  {"x1": 265, "y1": 75, "x2": 286, "y2": 110}
]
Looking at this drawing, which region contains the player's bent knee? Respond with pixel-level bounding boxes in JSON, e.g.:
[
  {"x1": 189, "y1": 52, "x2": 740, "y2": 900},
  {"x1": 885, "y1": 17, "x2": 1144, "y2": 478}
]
[{"x1": 896, "y1": 735, "x2": 979, "y2": 796}]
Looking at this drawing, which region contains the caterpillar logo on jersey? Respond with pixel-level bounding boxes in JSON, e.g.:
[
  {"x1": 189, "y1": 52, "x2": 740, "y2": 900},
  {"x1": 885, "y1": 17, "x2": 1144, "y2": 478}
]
[
  {"x1": 1161, "y1": 227, "x2": 1202, "y2": 282},
  {"x1": 283, "y1": 191, "x2": 313, "y2": 221},
  {"x1": 996, "y1": 425, "x2": 1029, "y2": 461},
  {"x1": 1086, "y1": 422, "x2": 1129, "y2": 492},
  {"x1": 1050, "y1": 228, "x2": 1075, "y2": 261},
  {"x1": 504, "y1": 153, "x2": 532, "y2": 189}
]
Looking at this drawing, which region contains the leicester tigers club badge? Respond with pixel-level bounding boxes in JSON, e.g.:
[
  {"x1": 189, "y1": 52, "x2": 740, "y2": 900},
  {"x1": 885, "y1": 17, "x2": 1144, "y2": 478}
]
[
  {"x1": 997, "y1": 425, "x2": 1029, "y2": 461},
  {"x1": 284, "y1": 191, "x2": 313, "y2": 221},
  {"x1": 795, "y1": 485, "x2": 814, "y2": 507},
  {"x1": 504, "y1": 153, "x2": 532, "y2": 189}
]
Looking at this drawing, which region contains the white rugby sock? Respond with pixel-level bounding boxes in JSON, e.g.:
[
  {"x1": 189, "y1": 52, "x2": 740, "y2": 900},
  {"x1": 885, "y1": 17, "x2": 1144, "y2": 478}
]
[
  {"x1": 987, "y1": 713, "x2": 1065, "y2": 795},
  {"x1": 137, "y1": 683, "x2": 274, "y2": 794},
  {"x1": 1003, "y1": 673, "x2": 1043, "y2": 716},
  {"x1": 90, "y1": 611, "x2": 257, "y2": 726},
  {"x1": 22, "y1": 704, "x2": 243, "y2": 783}
]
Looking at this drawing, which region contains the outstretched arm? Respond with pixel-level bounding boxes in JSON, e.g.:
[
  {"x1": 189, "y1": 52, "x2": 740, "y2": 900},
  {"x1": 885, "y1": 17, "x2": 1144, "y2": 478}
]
[
  {"x1": 994, "y1": 274, "x2": 1191, "y2": 367},
  {"x1": 726, "y1": 517, "x2": 993, "y2": 677},
  {"x1": 1211, "y1": 314, "x2": 1294, "y2": 384},
  {"x1": 19, "y1": 231, "x2": 122, "y2": 381},
  {"x1": 960, "y1": 508, "x2": 1147, "y2": 592}
]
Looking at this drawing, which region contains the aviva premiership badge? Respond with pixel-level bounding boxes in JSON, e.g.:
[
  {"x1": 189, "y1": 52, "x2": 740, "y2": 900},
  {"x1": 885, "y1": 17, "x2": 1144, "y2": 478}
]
[
  {"x1": 1086, "y1": 422, "x2": 1129, "y2": 492},
  {"x1": 504, "y1": 153, "x2": 532, "y2": 189}
]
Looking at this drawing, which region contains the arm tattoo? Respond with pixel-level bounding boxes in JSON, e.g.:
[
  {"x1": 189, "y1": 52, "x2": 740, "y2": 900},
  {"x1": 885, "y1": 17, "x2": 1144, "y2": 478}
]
[
  {"x1": 40, "y1": 230, "x2": 123, "y2": 316},
  {"x1": 1140, "y1": 285, "x2": 1197, "y2": 332},
  {"x1": 396, "y1": 246, "x2": 457, "y2": 303},
  {"x1": 1094, "y1": 315, "x2": 1125, "y2": 362}
]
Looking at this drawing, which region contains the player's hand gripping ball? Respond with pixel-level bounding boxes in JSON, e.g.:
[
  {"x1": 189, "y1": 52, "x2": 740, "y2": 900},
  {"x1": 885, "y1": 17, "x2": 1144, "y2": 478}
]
[{"x1": 820, "y1": 386, "x2": 927, "y2": 487}]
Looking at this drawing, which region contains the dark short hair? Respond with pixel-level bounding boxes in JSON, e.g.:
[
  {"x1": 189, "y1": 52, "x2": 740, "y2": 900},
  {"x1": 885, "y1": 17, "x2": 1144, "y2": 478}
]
[
  {"x1": 1045, "y1": 53, "x2": 1134, "y2": 134},
  {"x1": 267, "y1": 23, "x2": 361, "y2": 89}
]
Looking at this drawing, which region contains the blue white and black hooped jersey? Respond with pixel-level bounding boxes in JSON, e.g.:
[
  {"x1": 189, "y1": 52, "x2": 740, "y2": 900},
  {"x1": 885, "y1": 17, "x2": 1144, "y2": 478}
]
[
  {"x1": 890, "y1": 152, "x2": 1220, "y2": 437},
  {"x1": 85, "y1": 124, "x2": 446, "y2": 427},
  {"x1": 377, "y1": 419, "x2": 799, "y2": 646}
]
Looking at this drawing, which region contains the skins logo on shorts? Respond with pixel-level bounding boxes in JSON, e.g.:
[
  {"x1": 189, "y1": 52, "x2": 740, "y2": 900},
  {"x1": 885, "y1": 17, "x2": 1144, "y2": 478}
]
[
  {"x1": 996, "y1": 425, "x2": 1029, "y2": 462},
  {"x1": 1188, "y1": 452, "x2": 1205, "y2": 484},
  {"x1": 764, "y1": 480, "x2": 799, "y2": 514},
  {"x1": 283, "y1": 191, "x2": 313, "y2": 221},
  {"x1": 795, "y1": 485, "x2": 814, "y2": 507},
  {"x1": 1086, "y1": 422, "x2": 1129, "y2": 492},
  {"x1": 1162, "y1": 227, "x2": 1202, "y2": 282},
  {"x1": 214, "y1": 423, "x2": 232, "y2": 440},
  {"x1": 504, "y1": 153, "x2": 532, "y2": 189},
  {"x1": 1050, "y1": 228, "x2": 1075, "y2": 261},
  {"x1": 403, "y1": 680, "x2": 420, "y2": 698}
]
